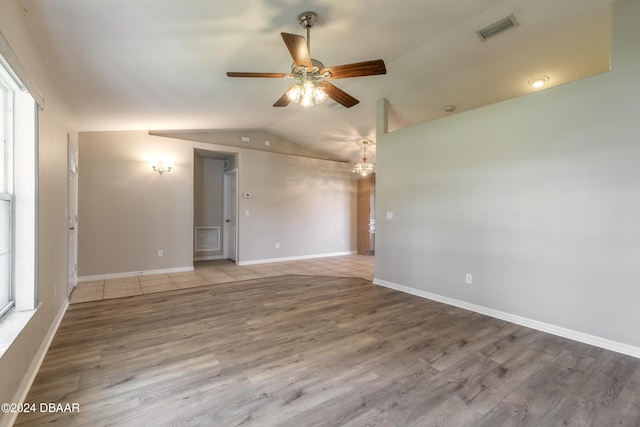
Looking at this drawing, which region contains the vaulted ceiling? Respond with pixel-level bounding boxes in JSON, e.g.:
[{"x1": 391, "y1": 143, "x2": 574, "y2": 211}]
[{"x1": 20, "y1": 0, "x2": 613, "y2": 163}]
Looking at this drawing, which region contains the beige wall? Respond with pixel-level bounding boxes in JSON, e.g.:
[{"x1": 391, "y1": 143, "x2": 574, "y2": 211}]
[
  {"x1": 0, "y1": 0, "x2": 76, "y2": 423},
  {"x1": 375, "y1": 0, "x2": 640, "y2": 353},
  {"x1": 78, "y1": 131, "x2": 194, "y2": 277},
  {"x1": 236, "y1": 148, "x2": 357, "y2": 263},
  {"x1": 78, "y1": 131, "x2": 357, "y2": 277}
]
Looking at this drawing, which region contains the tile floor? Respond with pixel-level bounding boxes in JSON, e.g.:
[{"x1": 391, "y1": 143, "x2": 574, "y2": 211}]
[{"x1": 69, "y1": 254, "x2": 375, "y2": 304}]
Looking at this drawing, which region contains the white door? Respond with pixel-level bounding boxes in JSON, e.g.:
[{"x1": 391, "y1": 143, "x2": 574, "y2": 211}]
[
  {"x1": 67, "y1": 135, "x2": 78, "y2": 296},
  {"x1": 223, "y1": 169, "x2": 238, "y2": 262}
]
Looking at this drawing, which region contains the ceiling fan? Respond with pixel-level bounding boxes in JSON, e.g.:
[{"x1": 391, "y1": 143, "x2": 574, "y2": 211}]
[{"x1": 226, "y1": 11, "x2": 386, "y2": 108}]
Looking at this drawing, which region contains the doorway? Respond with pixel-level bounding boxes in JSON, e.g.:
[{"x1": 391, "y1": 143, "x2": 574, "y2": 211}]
[{"x1": 193, "y1": 148, "x2": 239, "y2": 264}]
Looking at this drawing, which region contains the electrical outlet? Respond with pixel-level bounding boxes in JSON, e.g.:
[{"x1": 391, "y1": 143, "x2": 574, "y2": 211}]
[
  {"x1": 157, "y1": 249, "x2": 164, "y2": 257},
  {"x1": 275, "y1": 242, "x2": 280, "y2": 249},
  {"x1": 465, "y1": 274, "x2": 472, "y2": 284}
]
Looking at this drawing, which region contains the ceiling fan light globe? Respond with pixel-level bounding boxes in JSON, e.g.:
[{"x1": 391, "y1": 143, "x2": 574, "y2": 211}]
[
  {"x1": 287, "y1": 84, "x2": 302, "y2": 102},
  {"x1": 300, "y1": 97, "x2": 314, "y2": 107},
  {"x1": 302, "y1": 80, "x2": 315, "y2": 96},
  {"x1": 287, "y1": 84, "x2": 302, "y2": 101},
  {"x1": 315, "y1": 86, "x2": 327, "y2": 101}
]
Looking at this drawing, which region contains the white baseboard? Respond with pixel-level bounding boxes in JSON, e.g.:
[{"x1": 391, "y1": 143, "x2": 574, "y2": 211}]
[
  {"x1": 238, "y1": 251, "x2": 357, "y2": 266},
  {"x1": 193, "y1": 255, "x2": 224, "y2": 262},
  {"x1": 373, "y1": 277, "x2": 640, "y2": 359},
  {"x1": 2, "y1": 300, "x2": 68, "y2": 427},
  {"x1": 78, "y1": 266, "x2": 194, "y2": 282}
]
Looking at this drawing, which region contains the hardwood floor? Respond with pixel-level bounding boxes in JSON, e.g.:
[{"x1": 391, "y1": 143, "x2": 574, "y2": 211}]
[{"x1": 17, "y1": 275, "x2": 640, "y2": 426}]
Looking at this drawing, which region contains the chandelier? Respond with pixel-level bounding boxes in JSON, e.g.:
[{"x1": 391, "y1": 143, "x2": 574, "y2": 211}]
[{"x1": 352, "y1": 141, "x2": 376, "y2": 177}]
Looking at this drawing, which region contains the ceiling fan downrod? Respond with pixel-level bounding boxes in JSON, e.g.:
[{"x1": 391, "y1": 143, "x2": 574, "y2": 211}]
[{"x1": 298, "y1": 12, "x2": 317, "y2": 57}]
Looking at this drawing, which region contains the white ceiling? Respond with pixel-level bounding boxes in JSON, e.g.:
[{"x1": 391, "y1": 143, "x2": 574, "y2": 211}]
[{"x1": 20, "y1": 0, "x2": 613, "y2": 163}]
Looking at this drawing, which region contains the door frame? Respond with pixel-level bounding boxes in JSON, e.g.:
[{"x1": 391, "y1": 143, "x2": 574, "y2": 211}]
[
  {"x1": 67, "y1": 134, "x2": 78, "y2": 296},
  {"x1": 222, "y1": 168, "x2": 238, "y2": 262}
]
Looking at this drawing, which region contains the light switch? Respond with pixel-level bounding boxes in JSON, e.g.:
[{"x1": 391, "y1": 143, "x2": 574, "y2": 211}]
[
  {"x1": 245, "y1": 210, "x2": 250, "y2": 216},
  {"x1": 386, "y1": 211, "x2": 394, "y2": 220}
]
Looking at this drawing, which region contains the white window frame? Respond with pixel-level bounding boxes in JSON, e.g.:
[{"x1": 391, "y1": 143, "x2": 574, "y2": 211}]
[
  {"x1": 0, "y1": 61, "x2": 15, "y2": 318},
  {"x1": 0, "y1": 51, "x2": 38, "y2": 357}
]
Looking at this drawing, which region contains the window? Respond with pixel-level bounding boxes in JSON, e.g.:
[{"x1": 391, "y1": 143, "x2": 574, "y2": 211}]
[
  {"x1": 0, "y1": 61, "x2": 15, "y2": 318},
  {"x1": 0, "y1": 54, "x2": 37, "y2": 324}
]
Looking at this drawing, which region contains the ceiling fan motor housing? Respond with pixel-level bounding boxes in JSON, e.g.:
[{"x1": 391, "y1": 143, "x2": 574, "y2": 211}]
[
  {"x1": 298, "y1": 12, "x2": 318, "y2": 29},
  {"x1": 291, "y1": 59, "x2": 328, "y2": 78}
]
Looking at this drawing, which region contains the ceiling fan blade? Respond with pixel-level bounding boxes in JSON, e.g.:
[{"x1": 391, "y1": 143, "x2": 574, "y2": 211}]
[
  {"x1": 281, "y1": 33, "x2": 313, "y2": 69},
  {"x1": 320, "y1": 59, "x2": 386, "y2": 79},
  {"x1": 321, "y1": 82, "x2": 359, "y2": 108},
  {"x1": 273, "y1": 85, "x2": 296, "y2": 107},
  {"x1": 227, "y1": 72, "x2": 293, "y2": 78}
]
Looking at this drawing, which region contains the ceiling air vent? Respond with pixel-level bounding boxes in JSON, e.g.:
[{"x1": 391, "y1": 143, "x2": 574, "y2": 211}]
[{"x1": 476, "y1": 14, "x2": 519, "y2": 41}]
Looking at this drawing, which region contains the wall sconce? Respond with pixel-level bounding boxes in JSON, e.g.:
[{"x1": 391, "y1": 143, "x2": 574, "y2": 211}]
[{"x1": 151, "y1": 160, "x2": 172, "y2": 175}]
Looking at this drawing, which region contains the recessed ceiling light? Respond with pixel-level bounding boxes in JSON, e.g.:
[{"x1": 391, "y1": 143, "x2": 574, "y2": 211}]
[{"x1": 528, "y1": 76, "x2": 549, "y2": 89}]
